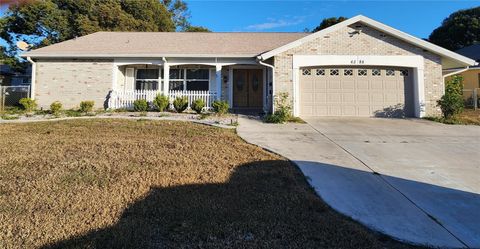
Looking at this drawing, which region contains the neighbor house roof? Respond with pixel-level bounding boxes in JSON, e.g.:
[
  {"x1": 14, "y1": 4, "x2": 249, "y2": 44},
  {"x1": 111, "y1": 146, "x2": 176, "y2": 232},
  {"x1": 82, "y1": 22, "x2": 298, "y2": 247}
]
[
  {"x1": 259, "y1": 15, "x2": 477, "y2": 68},
  {"x1": 456, "y1": 44, "x2": 480, "y2": 62},
  {"x1": 21, "y1": 32, "x2": 308, "y2": 58}
]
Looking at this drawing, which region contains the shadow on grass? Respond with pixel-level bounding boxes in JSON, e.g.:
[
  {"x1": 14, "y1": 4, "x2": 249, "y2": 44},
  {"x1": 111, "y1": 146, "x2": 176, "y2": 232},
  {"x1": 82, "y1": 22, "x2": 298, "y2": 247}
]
[{"x1": 40, "y1": 160, "x2": 409, "y2": 249}]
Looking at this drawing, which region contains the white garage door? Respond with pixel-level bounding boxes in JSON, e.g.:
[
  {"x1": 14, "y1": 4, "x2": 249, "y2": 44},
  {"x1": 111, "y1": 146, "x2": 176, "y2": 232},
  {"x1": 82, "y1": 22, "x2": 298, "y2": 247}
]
[{"x1": 299, "y1": 67, "x2": 414, "y2": 117}]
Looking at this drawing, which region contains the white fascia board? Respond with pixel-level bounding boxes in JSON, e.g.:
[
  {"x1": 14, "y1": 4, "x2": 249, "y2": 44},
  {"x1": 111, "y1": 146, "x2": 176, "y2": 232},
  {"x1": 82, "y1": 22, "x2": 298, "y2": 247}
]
[
  {"x1": 260, "y1": 15, "x2": 476, "y2": 67},
  {"x1": 20, "y1": 53, "x2": 258, "y2": 59}
]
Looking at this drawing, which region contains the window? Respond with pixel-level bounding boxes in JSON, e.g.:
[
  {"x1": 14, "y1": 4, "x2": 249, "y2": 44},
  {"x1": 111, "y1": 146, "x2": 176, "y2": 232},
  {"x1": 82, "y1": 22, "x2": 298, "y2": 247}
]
[
  {"x1": 316, "y1": 69, "x2": 325, "y2": 76},
  {"x1": 344, "y1": 69, "x2": 353, "y2": 76},
  {"x1": 358, "y1": 69, "x2": 367, "y2": 76},
  {"x1": 136, "y1": 69, "x2": 159, "y2": 90},
  {"x1": 400, "y1": 69, "x2": 409, "y2": 76},
  {"x1": 169, "y1": 68, "x2": 210, "y2": 91},
  {"x1": 330, "y1": 69, "x2": 339, "y2": 76},
  {"x1": 372, "y1": 69, "x2": 381, "y2": 76},
  {"x1": 186, "y1": 69, "x2": 209, "y2": 91},
  {"x1": 302, "y1": 69, "x2": 311, "y2": 75},
  {"x1": 386, "y1": 69, "x2": 395, "y2": 76}
]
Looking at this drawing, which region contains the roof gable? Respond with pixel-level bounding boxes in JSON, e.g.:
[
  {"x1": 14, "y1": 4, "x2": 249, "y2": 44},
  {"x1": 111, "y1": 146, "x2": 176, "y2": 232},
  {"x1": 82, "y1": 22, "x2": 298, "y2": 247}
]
[{"x1": 258, "y1": 15, "x2": 476, "y2": 67}]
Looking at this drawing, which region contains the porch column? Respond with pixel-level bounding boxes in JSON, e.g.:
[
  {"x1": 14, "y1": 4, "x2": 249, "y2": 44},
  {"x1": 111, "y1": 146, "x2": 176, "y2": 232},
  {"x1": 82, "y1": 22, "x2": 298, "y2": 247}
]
[
  {"x1": 215, "y1": 64, "x2": 222, "y2": 100},
  {"x1": 163, "y1": 63, "x2": 170, "y2": 94}
]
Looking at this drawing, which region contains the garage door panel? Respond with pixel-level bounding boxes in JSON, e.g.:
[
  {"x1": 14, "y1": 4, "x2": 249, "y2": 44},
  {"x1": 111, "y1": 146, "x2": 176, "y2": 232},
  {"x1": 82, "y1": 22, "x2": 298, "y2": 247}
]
[
  {"x1": 343, "y1": 106, "x2": 356, "y2": 116},
  {"x1": 370, "y1": 81, "x2": 383, "y2": 90},
  {"x1": 356, "y1": 92, "x2": 370, "y2": 103},
  {"x1": 384, "y1": 80, "x2": 398, "y2": 89},
  {"x1": 342, "y1": 81, "x2": 355, "y2": 89},
  {"x1": 328, "y1": 93, "x2": 342, "y2": 102},
  {"x1": 314, "y1": 80, "x2": 327, "y2": 90},
  {"x1": 356, "y1": 80, "x2": 369, "y2": 89},
  {"x1": 314, "y1": 93, "x2": 326, "y2": 103},
  {"x1": 342, "y1": 92, "x2": 355, "y2": 103},
  {"x1": 300, "y1": 67, "x2": 413, "y2": 117},
  {"x1": 314, "y1": 106, "x2": 328, "y2": 116}
]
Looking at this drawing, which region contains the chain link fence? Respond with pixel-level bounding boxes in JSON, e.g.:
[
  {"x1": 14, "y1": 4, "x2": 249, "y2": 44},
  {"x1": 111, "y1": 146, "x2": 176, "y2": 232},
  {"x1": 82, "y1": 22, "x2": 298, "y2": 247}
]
[
  {"x1": 463, "y1": 88, "x2": 479, "y2": 110},
  {"x1": 0, "y1": 86, "x2": 31, "y2": 112}
]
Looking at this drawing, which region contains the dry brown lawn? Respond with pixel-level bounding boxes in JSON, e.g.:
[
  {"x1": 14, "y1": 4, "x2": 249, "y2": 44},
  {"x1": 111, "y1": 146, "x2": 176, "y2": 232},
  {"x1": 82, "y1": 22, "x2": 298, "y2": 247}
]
[
  {"x1": 0, "y1": 119, "x2": 416, "y2": 248},
  {"x1": 457, "y1": 109, "x2": 480, "y2": 125}
]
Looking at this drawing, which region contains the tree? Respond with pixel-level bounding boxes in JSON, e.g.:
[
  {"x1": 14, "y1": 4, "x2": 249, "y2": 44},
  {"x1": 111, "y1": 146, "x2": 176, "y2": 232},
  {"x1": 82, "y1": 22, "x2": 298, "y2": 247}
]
[
  {"x1": 0, "y1": 0, "x2": 187, "y2": 69},
  {"x1": 311, "y1": 17, "x2": 347, "y2": 33},
  {"x1": 185, "y1": 26, "x2": 211, "y2": 32},
  {"x1": 162, "y1": 0, "x2": 190, "y2": 31},
  {"x1": 437, "y1": 75, "x2": 464, "y2": 119},
  {"x1": 429, "y1": 7, "x2": 480, "y2": 51}
]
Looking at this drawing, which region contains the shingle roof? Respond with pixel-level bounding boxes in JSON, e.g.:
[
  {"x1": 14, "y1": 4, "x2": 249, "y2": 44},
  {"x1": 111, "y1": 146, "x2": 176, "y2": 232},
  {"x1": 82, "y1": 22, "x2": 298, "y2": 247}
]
[
  {"x1": 456, "y1": 44, "x2": 480, "y2": 62},
  {"x1": 22, "y1": 32, "x2": 309, "y2": 58}
]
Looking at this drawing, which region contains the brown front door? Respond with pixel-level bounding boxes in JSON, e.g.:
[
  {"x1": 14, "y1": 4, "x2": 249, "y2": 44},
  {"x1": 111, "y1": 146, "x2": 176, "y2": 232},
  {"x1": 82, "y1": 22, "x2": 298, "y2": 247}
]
[{"x1": 233, "y1": 69, "x2": 263, "y2": 108}]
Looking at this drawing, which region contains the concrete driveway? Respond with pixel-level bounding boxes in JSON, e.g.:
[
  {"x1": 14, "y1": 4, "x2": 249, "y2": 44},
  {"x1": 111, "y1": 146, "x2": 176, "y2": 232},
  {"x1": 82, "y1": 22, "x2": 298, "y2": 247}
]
[{"x1": 237, "y1": 116, "x2": 480, "y2": 248}]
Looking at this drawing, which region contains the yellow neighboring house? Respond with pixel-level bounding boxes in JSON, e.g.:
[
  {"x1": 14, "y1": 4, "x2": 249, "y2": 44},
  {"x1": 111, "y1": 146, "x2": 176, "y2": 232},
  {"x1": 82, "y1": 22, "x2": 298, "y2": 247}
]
[{"x1": 444, "y1": 44, "x2": 480, "y2": 108}]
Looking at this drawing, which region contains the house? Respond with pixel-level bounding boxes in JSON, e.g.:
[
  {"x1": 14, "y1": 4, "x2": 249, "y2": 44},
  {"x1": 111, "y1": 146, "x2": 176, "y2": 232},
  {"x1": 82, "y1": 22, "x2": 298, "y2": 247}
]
[
  {"x1": 21, "y1": 15, "x2": 476, "y2": 117},
  {"x1": 444, "y1": 44, "x2": 480, "y2": 108}
]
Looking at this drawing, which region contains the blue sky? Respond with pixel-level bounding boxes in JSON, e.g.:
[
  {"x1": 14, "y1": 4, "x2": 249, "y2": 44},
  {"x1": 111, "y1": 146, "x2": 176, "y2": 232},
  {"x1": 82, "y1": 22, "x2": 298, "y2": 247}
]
[
  {"x1": 187, "y1": 0, "x2": 480, "y2": 38},
  {"x1": 0, "y1": 0, "x2": 478, "y2": 40}
]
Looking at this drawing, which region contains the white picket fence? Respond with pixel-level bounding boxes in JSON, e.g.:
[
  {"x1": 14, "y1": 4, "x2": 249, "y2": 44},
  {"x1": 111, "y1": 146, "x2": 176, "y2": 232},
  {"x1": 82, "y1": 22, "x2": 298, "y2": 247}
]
[{"x1": 108, "y1": 90, "x2": 217, "y2": 110}]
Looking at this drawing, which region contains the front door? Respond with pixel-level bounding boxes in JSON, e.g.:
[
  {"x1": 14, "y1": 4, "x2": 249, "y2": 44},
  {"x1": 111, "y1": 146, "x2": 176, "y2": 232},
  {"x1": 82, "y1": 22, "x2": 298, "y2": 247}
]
[{"x1": 233, "y1": 69, "x2": 263, "y2": 108}]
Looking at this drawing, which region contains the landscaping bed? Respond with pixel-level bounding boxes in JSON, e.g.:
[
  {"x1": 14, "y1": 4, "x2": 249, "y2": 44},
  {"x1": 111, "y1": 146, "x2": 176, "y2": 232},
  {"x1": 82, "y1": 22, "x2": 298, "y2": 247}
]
[
  {"x1": 0, "y1": 119, "x2": 416, "y2": 248},
  {"x1": 425, "y1": 109, "x2": 480, "y2": 125}
]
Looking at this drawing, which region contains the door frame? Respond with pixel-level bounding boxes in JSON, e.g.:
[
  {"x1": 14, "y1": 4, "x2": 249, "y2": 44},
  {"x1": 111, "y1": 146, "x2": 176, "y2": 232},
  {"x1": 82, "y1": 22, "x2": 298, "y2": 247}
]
[
  {"x1": 292, "y1": 55, "x2": 425, "y2": 118},
  {"x1": 229, "y1": 66, "x2": 266, "y2": 110}
]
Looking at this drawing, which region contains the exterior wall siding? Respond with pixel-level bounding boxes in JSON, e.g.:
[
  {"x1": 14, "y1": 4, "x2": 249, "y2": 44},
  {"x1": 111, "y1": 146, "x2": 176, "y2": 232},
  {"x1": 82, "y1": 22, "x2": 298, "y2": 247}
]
[
  {"x1": 274, "y1": 24, "x2": 444, "y2": 116},
  {"x1": 35, "y1": 59, "x2": 113, "y2": 109}
]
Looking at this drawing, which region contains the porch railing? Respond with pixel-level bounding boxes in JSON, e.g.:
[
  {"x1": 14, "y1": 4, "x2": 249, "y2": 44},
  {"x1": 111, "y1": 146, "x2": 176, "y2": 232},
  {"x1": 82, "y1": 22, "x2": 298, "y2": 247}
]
[{"x1": 108, "y1": 90, "x2": 217, "y2": 110}]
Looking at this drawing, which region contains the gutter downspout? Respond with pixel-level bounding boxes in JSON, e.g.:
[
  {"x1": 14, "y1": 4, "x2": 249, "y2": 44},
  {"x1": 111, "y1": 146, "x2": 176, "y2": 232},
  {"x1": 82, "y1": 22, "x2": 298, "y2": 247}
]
[
  {"x1": 442, "y1": 66, "x2": 470, "y2": 95},
  {"x1": 442, "y1": 66, "x2": 470, "y2": 79},
  {"x1": 257, "y1": 56, "x2": 275, "y2": 113},
  {"x1": 26, "y1": 57, "x2": 36, "y2": 100}
]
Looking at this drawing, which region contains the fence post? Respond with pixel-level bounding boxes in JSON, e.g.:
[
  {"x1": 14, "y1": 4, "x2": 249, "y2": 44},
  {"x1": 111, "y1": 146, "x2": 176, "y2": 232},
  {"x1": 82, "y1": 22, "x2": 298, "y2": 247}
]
[
  {"x1": 0, "y1": 86, "x2": 4, "y2": 112},
  {"x1": 475, "y1": 88, "x2": 478, "y2": 110}
]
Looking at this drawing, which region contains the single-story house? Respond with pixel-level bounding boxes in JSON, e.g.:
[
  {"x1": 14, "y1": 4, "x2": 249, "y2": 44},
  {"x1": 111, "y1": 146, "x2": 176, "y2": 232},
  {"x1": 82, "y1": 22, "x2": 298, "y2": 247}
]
[
  {"x1": 444, "y1": 44, "x2": 480, "y2": 108},
  {"x1": 22, "y1": 15, "x2": 476, "y2": 118}
]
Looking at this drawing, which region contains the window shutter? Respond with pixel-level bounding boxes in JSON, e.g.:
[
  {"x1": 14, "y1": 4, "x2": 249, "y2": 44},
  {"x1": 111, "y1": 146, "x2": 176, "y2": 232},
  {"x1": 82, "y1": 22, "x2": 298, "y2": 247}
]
[{"x1": 125, "y1": 68, "x2": 135, "y2": 91}]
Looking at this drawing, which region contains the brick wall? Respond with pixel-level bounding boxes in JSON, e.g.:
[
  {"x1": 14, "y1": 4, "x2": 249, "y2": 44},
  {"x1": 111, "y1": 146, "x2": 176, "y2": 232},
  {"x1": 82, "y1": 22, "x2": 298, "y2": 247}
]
[
  {"x1": 35, "y1": 59, "x2": 113, "y2": 109},
  {"x1": 274, "y1": 24, "x2": 444, "y2": 116}
]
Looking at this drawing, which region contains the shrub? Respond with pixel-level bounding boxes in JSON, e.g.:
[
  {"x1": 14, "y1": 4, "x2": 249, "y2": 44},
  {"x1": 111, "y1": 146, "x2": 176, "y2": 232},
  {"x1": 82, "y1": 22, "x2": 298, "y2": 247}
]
[
  {"x1": 212, "y1": 100, "x2": 229, "y2": 115},
  {"x1": 79, "y1": 101, "x2": 95, "y2": 113},
  {"x1": 133, "y1": 99, "x2": 148, "y2": 112},
  {"x1": 19, "y1": 98, "x2": 37, "y2": 112},
  {"x1": 437, "y1": 75, "x2": 464, "y2": 119},
  {"x1": 173, "y1": 96, "x2": 188, "y2": 113},
  {"x1": 50, "y1": 101, "x2": 63, "y2": 116},
  {"x1": 191, "y1": 99, "x2": 205, "y2": 114},
  {"x1": 264, "y1": 92, "x2": 292, "y2": 123},
  {"x1": 153, "y1": 94, "x2": 169, "y2": 112}
]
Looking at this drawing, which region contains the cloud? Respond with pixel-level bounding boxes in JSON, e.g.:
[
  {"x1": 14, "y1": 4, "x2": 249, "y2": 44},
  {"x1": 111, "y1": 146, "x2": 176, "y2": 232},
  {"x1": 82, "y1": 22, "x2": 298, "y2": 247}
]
[{"x1": 245, "y1": 16, "x2": 306, "y2": 31}]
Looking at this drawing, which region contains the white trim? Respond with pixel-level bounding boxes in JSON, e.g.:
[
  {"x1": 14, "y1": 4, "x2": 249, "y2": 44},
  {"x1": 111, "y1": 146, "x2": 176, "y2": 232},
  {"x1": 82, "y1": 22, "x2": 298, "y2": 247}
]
[
  {"x1": 215, "y1": 65, "x2": 222, "y2": 100},
  {"x1": 26, "y1": 57, "x2": 36, "y2": 100},
  {"x1": 259, "y1": 15, "x2": 476, "y2": 67},
  {"x1": 442, "y1": 67, "x2": 470, "y2": 78},
  {"x1": 292, "y1": 55, "x2": 426, "y2": 118},
  {"x1": 228, "y1": 67, "x2": 233, "y2": 106},
  {"x1": 21, "y1": 53, "x2": 259, "y2": 59}
]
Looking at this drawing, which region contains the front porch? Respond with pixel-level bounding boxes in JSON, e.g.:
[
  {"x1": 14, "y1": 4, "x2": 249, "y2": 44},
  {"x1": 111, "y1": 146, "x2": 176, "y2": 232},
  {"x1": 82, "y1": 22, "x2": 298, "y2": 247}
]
[{"x1": 108, "y1": 59, "x2": 272, "y2": 112}]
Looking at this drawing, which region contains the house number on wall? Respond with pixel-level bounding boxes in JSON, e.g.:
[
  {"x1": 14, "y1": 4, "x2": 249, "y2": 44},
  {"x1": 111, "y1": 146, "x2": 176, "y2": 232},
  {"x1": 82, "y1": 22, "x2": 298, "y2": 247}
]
[{"x1": 350, "y1": 59, "x2": 365, "y2": 64}]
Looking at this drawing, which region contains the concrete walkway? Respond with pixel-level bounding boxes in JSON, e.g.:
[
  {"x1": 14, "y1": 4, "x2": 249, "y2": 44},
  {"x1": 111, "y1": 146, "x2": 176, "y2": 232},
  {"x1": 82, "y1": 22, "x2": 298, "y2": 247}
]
[{"x1": 237, "y1": 116, "x2": 480, "y2": 248}]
